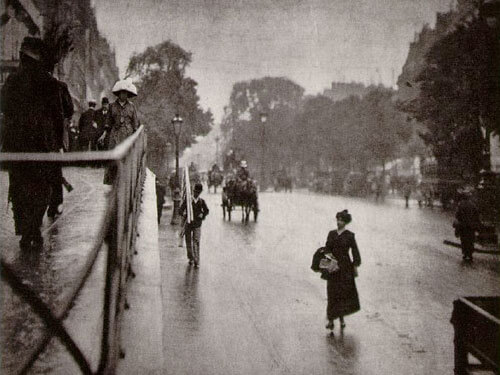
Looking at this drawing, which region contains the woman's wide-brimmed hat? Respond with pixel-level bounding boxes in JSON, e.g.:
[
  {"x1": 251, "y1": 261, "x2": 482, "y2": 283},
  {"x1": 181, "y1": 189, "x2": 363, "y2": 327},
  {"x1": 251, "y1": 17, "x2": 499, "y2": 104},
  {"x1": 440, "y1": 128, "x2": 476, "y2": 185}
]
[
  {"x1": 240, "y1": 160, "x2": 248, "y2": 168},
  {"x1": 112, "y1": 79, "x2": 138, "y2": 97},
  {"x1": 336, "y1": 209, "x2": 352, "y2": 223}
]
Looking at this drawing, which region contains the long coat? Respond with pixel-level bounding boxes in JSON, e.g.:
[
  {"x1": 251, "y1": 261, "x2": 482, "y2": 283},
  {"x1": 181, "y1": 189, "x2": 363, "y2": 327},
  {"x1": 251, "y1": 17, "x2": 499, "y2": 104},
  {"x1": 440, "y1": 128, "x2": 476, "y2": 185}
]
[
  {"x1": 102, "y1": 99, "x2": 139, "y2": 184},
  {"x1": 1, "y1": 65, "x2": 64, "y2": 153},
  {"x1": 0, "y1": 62, "x2": 65, "y2": 238},
  {"x1": 94, "y1": 108, "x2": 109, "y2": 149},
  {"x1": 78, "y1": 108, "x2": 98, "y2": 148},
  {"x1": 454, "y1": 198, "x2": 480, "y2": 257},
  {"x1": 311, "y1": 229, "x2": 361, "y2": 320},
  {"x1": 106, "y1": 100, "x2": 139, "y2": 149}
]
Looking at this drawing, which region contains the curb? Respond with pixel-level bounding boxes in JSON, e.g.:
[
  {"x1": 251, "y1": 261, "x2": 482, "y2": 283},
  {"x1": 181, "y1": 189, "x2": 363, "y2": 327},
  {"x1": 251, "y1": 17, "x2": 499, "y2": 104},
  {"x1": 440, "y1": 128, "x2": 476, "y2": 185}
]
[
  {"x1": 443, "y1": 240, "x2": 500, "y2": 255},
  {"x1": 118, "y1": 169, "x2": 164, "y2": 374}
]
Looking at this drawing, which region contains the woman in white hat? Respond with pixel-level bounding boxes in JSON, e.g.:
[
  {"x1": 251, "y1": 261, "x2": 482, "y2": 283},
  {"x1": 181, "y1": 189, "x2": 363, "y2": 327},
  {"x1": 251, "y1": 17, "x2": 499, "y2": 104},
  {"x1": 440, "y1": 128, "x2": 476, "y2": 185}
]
[{"x1": 102, "y1": 79, "x2": 140, "y2": 184}]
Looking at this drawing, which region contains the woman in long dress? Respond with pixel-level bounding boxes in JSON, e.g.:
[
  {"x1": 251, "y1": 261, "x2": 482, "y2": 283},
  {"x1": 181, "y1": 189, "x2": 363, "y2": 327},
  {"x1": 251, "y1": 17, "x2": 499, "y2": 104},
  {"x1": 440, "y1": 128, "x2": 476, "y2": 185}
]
[
  {"x1": 312, "y1": 209, "x2": 361, "y2": 331},
  {"x1": 102, "y1": 79, "x2": 139, "y2": 184}
]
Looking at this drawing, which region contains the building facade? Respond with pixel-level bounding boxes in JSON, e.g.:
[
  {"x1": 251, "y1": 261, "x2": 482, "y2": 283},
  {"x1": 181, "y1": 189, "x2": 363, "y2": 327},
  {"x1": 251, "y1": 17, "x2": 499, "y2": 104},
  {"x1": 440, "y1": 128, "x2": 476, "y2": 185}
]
[{"x1": 1, "y1": 0, "x2": 118, "y2": 114}]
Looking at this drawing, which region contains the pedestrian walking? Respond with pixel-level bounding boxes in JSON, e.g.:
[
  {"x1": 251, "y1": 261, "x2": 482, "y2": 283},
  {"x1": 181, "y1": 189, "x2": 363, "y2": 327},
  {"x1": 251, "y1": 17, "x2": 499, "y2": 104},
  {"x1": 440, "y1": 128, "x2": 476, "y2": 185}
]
[
  {"x1": 180, "y1": 183, "x2": 209, "y2": 268},
  {"x1": 0, "y1": 37, "x2": 68, "y2": 251},
  {"x1": 453, "y1": 186, "x2": 481, "y2": 262},
  {"x1": 42, "y1": 25, "x2": 75, "y2": 219},
  {"x1": 67, "y1": 119, "x2": 79, "y2": 151},
  {"x1": 311, "y1": 209, "x2": 361, "y2": 333},
  {"x1": 402, "y1": 181, "x2": 412, "y2": 208},
  {"x1": 156, "y1": 177, "x2": 166, "y2": 224},
  {"x1": 95, "y1": 97, "x2": 110, "y2": 150},
  {"x1": 46, "y1": 70, "x2": 74, "y2": 219},
  {"x1": 78, "y1": 100, "x2": 98, "y2": 151},
  {"x1": 102, "y1": 79, "x2": 139, "y2": 185},
  {"x1": 415, "y1": 183, "x2": 424, "y2": 208}
]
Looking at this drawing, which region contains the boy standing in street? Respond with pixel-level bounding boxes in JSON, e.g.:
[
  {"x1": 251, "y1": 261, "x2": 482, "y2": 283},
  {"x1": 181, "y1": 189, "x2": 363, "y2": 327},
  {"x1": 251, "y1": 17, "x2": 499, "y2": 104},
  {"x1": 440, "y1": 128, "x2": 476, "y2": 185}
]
[{"x1": 180, "y1": 183, "x2": 209, "y2": 267}]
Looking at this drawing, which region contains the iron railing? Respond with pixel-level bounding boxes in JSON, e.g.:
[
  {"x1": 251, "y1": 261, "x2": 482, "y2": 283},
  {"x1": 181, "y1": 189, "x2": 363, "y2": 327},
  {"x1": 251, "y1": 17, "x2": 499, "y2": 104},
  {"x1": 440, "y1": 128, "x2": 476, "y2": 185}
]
[{"x1": 0, "y1": 125, "x2": 147, "y2": 374}]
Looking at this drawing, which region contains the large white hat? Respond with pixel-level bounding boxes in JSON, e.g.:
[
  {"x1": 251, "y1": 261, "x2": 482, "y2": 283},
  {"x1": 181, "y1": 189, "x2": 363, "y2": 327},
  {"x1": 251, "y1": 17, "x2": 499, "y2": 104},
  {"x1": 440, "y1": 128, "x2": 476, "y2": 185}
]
[
  {"x1": 112, "y1": 78, "x2": 138, "y2": 97},
  {"x1": 240, "y1": 160, "x2": 248, "y2": 168}
]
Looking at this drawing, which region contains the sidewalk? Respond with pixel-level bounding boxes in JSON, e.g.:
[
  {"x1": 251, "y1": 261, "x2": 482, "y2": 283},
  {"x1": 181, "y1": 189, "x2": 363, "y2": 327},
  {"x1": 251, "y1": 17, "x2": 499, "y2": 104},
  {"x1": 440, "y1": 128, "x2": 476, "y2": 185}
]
[
  {"x1": 118, "y1": 169, "x2": 164, "y2": 374},
  {"x1": 0, "y1": 168, "x2": 165, "y2": 374},
  {"x1": 1, "y1": 168, "x2": 109, "y2": 374}
]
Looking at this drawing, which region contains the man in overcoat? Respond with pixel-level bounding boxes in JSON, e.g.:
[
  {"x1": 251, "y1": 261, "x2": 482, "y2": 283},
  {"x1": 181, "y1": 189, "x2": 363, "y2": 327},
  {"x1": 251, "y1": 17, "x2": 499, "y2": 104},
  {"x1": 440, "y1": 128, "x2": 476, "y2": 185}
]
[
  {"x1": 47, "y1": 75, "x2": 74, "y2": 218},
  {"x1": 1, "y1": 37, "x2": 66, "y2": 251},
  {"x1": 78, "y1": 100, "x2": 98, "y2": 151},
  {"x1": 454, "y1": 187, "x2": 481, "y2": 262},
  {"x1": 95, "y1": 97, "x2": 110, "y2": 150}
]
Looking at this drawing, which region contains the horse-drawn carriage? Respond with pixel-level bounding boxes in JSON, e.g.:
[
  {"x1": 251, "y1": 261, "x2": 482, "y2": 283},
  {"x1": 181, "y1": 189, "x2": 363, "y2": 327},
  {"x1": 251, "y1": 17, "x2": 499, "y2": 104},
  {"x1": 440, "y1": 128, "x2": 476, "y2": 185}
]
[
  {"x1": 222, "y1": 178, "x2": 259, "y2": 222},
  {"x1": 274, "y1": 171, "x2": 292, "y2": 192},
  {"x1": 207, "y1": 169, "x2": 224, "y2": 193}
]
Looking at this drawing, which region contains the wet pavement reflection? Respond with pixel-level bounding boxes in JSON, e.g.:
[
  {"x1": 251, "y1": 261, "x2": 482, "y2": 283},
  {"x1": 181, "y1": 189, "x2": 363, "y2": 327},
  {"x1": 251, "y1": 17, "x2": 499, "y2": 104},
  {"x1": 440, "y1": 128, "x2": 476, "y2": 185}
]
[
  {"x1": 1, "y1": 168, "x2": 108, "y2": 374},
  {"x1": 160, "y1": 190, "x2": 500, "y2": 375}
]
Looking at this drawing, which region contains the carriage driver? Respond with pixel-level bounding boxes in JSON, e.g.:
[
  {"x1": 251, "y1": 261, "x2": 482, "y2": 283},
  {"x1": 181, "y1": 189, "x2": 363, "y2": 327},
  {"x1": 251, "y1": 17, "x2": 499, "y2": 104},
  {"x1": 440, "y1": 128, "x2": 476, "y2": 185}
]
[
  {"x1": 211, "y1": 163, "x2": 221, "y2": 173},
  {"x1": 237, "y1": 160, "x2": 250, "y2": 181}
]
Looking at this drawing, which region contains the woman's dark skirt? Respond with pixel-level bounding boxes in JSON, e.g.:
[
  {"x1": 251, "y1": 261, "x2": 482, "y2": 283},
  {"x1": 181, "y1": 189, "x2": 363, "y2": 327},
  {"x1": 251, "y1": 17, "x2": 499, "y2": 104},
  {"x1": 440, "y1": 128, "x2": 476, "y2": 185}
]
[{"x1": 326, "y1": 273, "x2": 360, "y2": 320}]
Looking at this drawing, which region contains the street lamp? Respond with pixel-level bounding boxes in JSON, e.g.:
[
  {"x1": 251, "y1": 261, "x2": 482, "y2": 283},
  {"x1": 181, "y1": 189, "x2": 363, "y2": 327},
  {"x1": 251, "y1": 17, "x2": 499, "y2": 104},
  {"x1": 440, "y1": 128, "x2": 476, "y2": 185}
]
[
  {"x1": 259, "y1": 112, "x2": 268, "y2": 192},
  {"x1": 215, "y1": 136, "x2": 220, "y2": 166},
  {"x1": 165, "y1": 142, "x2": 172, "y2": 178},
  {"x1": 170, "y1": 114, "x2": 183, "y2": 225}
]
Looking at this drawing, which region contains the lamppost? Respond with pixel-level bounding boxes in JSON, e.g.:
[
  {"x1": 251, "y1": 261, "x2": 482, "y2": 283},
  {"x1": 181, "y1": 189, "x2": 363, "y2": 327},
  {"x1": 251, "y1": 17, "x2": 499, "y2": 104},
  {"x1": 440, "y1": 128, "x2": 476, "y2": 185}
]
[
  {"x1": 170, "y1": 114, "x2": 183, "y2": 225},
  {"x1": 215, "y1": 136, "x2": 220, "y2": 166},
  {"x1": 165, "y1": 142, "x2": 172, "y2": 178},
  {"x1": 259, "y1": 112, "x2": 268, "y2": 192}
]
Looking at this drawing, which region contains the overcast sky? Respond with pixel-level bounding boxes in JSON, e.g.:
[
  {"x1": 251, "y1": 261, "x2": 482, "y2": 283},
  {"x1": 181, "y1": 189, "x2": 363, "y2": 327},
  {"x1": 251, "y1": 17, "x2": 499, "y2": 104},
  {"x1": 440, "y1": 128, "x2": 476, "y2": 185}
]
[{"x1": 94, "y1": 0, "x2": 451, "y2": 122}]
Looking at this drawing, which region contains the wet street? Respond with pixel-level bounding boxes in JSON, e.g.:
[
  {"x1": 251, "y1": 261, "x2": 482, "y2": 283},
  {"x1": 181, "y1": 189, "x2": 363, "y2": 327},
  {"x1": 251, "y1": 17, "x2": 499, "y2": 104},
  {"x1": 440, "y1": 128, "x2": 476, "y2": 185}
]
[{"x1": 160, "y1": 190, "x2": 500, "y2": 375}]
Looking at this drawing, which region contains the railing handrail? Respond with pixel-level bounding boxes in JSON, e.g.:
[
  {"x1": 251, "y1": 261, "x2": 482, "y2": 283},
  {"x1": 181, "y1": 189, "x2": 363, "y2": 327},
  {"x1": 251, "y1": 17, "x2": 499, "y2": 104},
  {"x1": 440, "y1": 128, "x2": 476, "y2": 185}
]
[
  {"x1": 0, "y1": 126, "x2": 147, "y2": 374},
  {"x1": 0, "y1": 125, "x2": 144, "y2": 164}
]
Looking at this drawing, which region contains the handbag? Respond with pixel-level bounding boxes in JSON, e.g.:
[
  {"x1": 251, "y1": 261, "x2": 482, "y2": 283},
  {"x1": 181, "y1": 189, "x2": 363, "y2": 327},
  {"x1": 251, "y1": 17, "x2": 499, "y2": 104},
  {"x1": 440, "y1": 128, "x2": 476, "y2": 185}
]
[{"x1": 319, "y1": 255, "x2": 339, "y2": 273}]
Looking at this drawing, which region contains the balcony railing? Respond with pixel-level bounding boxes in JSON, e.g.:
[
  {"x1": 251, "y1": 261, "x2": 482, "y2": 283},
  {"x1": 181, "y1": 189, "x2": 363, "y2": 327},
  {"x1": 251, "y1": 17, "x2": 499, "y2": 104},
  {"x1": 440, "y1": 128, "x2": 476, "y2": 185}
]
[{"x1": 0, "y1": 125, "x2": 147, "y2": 374}]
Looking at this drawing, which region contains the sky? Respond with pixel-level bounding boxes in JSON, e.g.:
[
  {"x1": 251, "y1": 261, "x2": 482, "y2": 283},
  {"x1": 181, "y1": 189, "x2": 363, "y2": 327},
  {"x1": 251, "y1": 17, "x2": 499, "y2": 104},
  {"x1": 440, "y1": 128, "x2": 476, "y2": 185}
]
[{"x1": 94, "y1": 0, "x2": 452, "y2": 123}]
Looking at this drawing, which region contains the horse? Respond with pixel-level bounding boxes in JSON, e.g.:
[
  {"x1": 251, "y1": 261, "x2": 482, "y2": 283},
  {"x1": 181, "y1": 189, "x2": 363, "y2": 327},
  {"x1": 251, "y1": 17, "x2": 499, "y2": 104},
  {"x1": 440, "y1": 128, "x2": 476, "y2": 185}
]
[
  {"x1": 275, "y1": 175, "x2": 292, "y2": 192},
  {"x1": 208, "y1": 170, "x2": 223, "y2": 193},
  {"x1": 222, "y1": 179, "x2": 259, "y2": 222}
]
